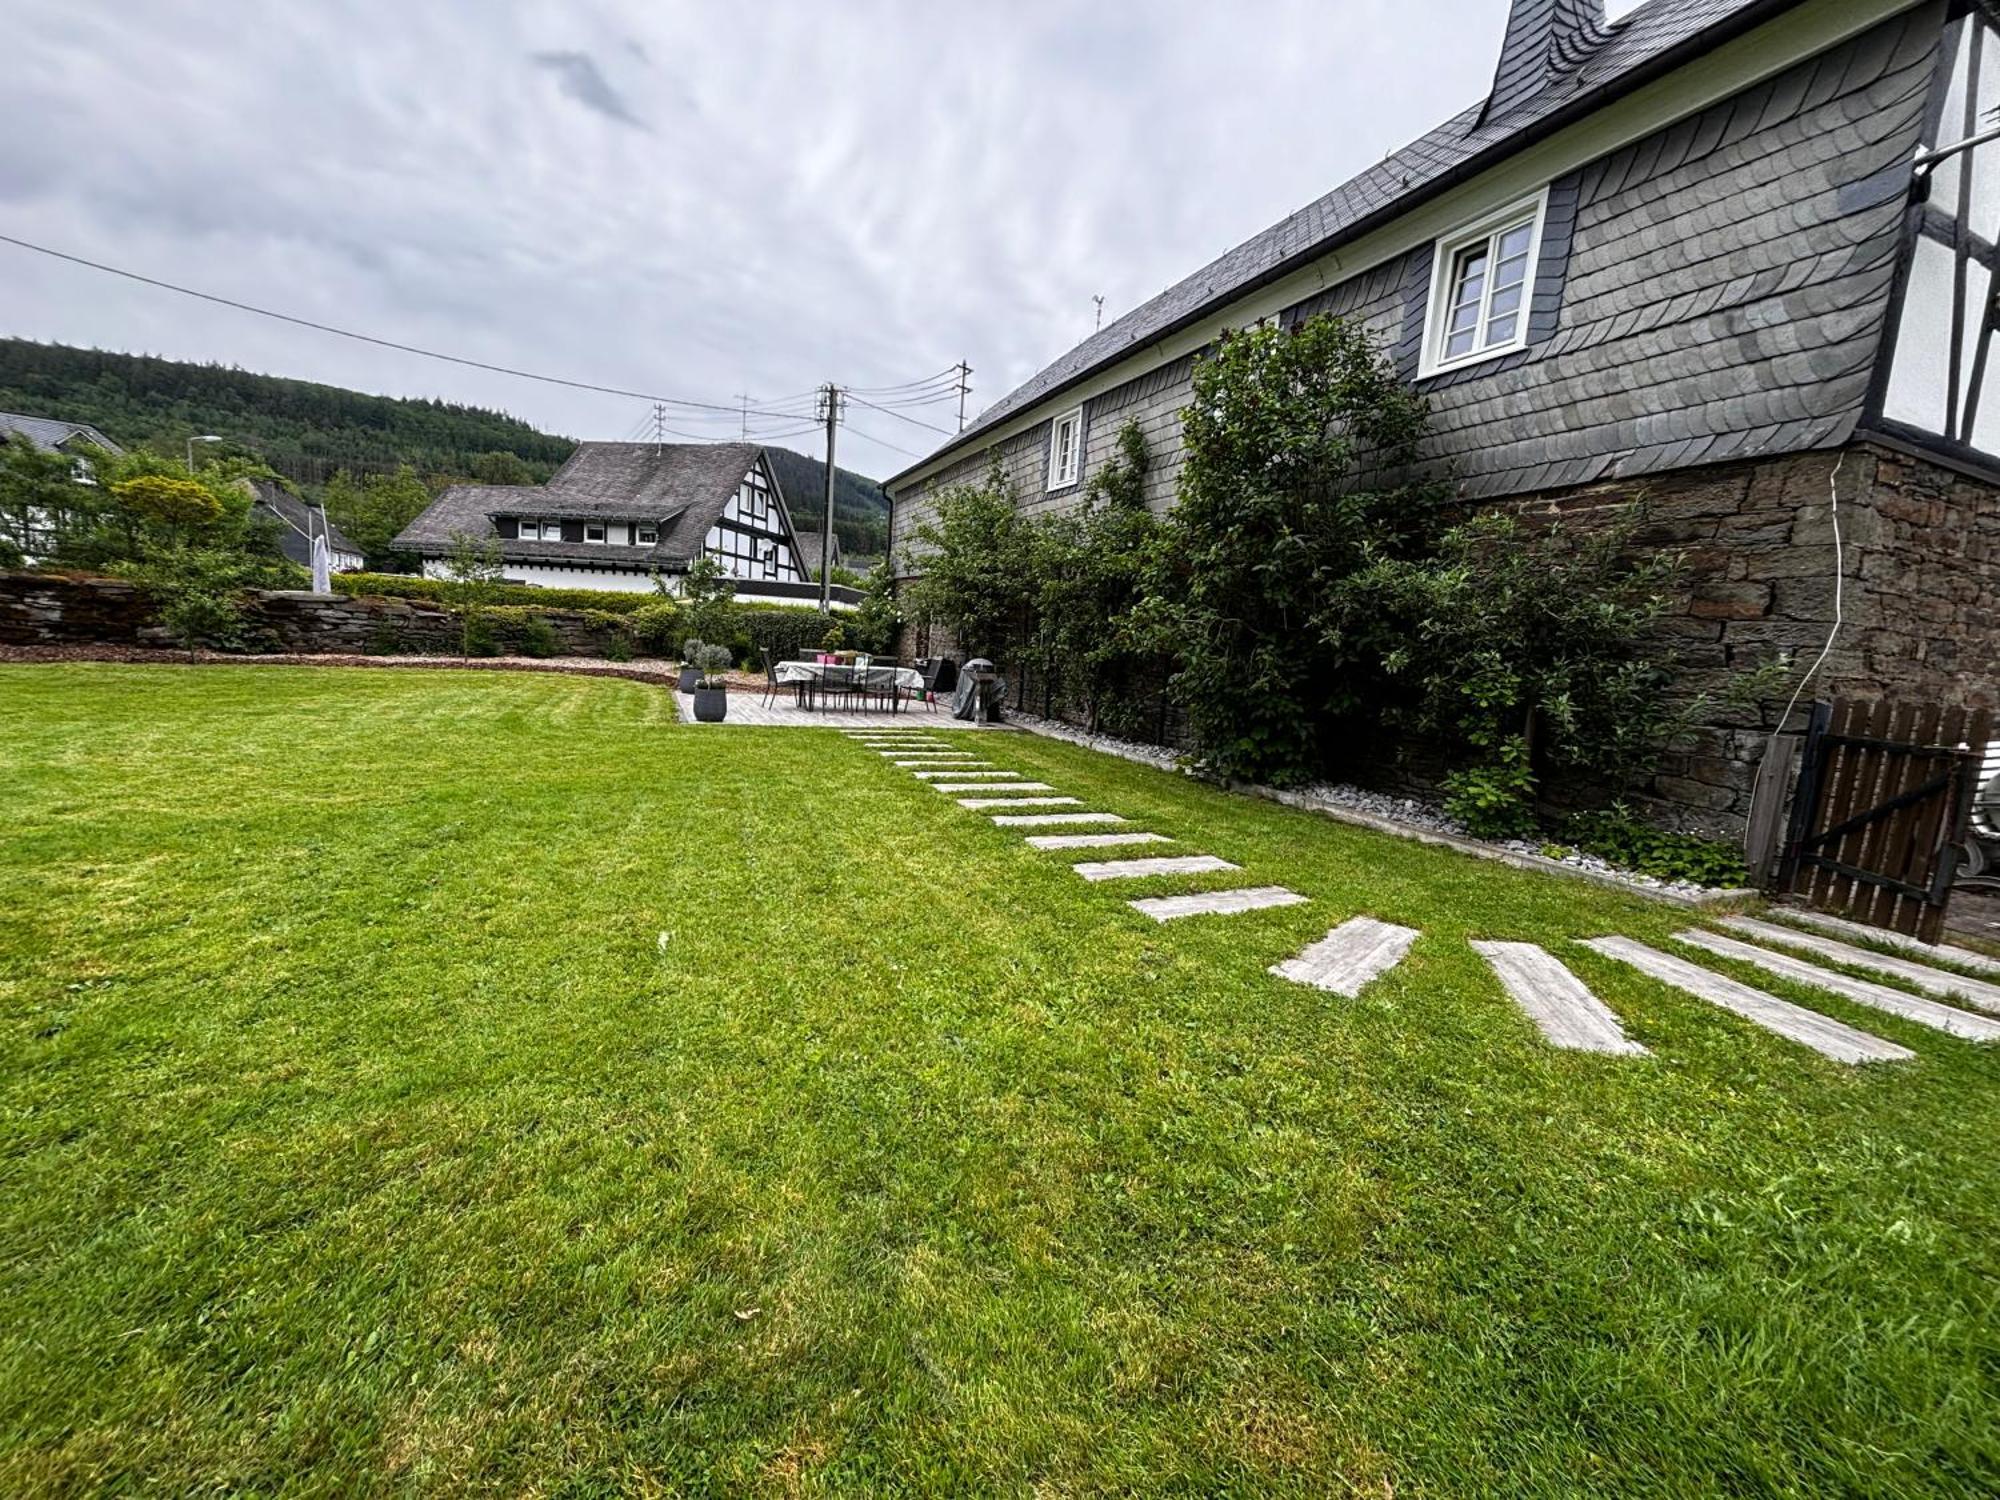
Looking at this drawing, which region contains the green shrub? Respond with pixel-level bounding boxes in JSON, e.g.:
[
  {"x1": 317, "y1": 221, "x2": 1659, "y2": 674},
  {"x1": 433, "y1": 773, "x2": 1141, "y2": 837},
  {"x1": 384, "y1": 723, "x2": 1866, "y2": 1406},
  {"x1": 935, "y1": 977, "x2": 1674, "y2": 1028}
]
[
  {"x1": 519, "y1": 616, "x2": 560, "y2": 659},
  {"x1": 462, "y1": 615, "x2": 500, "y2": 658},
  {"x1": 1442, "y1": 737, "x2": 1539, "y2": 840},
  {"x1": 604, "y1": 633, "x2": 633, "y2": 663},
  {"x1": 334, "y1": 572, "x2": 656, "y2": 614},
  {"x1": 1562, "y1": 807, "x2": 1748, "y2": 888},
  {"x1": 628, "y1": 600, "x2": 683, "y2": 656}
]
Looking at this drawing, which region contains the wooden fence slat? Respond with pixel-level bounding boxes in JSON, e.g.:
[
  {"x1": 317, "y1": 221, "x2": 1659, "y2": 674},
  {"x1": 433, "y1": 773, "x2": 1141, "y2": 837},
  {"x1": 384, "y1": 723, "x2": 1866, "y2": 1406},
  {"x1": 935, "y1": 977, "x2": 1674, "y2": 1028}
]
[{"x1": 1870, "y1": 701, "x2": 1926, "y2": 934}]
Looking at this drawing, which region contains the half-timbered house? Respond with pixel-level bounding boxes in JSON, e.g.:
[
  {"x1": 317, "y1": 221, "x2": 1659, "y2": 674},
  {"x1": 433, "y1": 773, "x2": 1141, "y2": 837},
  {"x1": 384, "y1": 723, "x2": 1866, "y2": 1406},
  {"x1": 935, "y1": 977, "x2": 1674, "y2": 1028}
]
[{"x1": 395, "y1": 442, "x2": 859, "y2": 607}]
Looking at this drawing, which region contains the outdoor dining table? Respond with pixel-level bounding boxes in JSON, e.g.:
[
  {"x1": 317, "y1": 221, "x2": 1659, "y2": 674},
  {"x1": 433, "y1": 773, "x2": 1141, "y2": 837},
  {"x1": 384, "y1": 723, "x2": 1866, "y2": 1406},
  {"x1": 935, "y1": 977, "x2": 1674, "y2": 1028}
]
[{"x1": 774, "y1": 659, "x2": 925, "y2": 713}]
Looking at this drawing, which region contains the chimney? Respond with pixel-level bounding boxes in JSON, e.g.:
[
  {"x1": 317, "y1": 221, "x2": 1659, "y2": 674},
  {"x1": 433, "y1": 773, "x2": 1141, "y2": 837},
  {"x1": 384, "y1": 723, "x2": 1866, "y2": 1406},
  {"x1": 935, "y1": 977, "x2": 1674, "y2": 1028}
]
[{"x1": 1481, "y1": 0, "x2": 1612, "y2": 124}]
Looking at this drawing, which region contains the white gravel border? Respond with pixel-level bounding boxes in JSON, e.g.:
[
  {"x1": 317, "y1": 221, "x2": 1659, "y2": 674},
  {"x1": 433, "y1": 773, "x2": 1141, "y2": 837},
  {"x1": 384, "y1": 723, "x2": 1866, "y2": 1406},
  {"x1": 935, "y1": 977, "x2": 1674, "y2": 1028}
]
[{"x1": 1003, "y1": 708, "x2": 1753, "y2": 909}]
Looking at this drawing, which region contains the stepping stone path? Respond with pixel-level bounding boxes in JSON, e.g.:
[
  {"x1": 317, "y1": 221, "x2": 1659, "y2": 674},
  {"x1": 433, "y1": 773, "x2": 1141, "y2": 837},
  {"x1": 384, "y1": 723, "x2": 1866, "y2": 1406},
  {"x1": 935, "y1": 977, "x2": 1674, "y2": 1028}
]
[
  {"x1": 1471, "y1": 941, "x2": 1649, "y2": 1055},
  {"x1": 1027, "y1": 832, "x2": 1172, "y2": 850},
  {"x1": 913, "y1": 769, "x2": 1017, "y2": 779},
  {"x1": 1676, "y1": 929, "x2": 2000, "y2": 1043},
  {"x1": 896, "y1": 760, "x2": 988, "y2": 769},
  {"x1": 1271, "y1": 916, "x2": 1419, "y2": 995},
  {"x1": 993, "y1": 812, "x2": 1127, "y2": 827},
  {"x1": 1579, "y1": 937, "x2": 1914, "y2": 1064},
  {"x1": 931, "y1": 782, "x2": 1055, "y2": 794},
  {"x1": 1133, "y1": 887, "x2": 1310, "y2": 922},
  {"x1": 1719, "y1": 918, "x2": 2000, "y2": 1013},
  {"x1": 959, "y1": 796, "x2": 1082, "y2": 809},
  {"x1": 1776, "y1": 909, "x2": 2000, "y2": 977},
  {"x1": 1072, "y1": 854, "x2": 1239, "y2": 882}
]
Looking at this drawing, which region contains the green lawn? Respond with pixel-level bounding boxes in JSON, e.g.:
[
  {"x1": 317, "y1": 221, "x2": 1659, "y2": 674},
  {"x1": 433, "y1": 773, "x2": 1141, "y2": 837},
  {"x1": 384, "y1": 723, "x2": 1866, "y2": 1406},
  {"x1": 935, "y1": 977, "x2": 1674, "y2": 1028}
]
[{"x1": 2, "y1": 665, "x2": 1996, "y2": 1497}]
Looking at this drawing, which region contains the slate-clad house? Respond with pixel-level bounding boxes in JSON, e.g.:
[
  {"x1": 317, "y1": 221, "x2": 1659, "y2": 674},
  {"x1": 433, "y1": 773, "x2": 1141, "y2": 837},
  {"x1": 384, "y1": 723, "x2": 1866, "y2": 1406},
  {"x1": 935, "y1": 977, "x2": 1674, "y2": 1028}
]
[
  {"x1": 887, "y1": 0, "x2": 2000, "y2": 833},
  {"x1": 396, "y1": 441, "x2": 859, "y2": 607}
]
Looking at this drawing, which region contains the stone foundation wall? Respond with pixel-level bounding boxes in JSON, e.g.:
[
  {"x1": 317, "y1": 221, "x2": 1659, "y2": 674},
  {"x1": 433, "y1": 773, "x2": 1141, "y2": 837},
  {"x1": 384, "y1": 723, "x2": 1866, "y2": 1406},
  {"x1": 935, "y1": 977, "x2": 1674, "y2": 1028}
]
[{"x1": 0, "y1": 572, "x2": 623, "y2": 657}]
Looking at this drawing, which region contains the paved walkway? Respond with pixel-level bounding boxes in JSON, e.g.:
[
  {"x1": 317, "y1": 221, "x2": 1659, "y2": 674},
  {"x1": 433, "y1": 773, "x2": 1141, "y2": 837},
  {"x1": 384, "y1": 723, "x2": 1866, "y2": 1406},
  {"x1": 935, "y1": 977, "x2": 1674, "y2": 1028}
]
[
  {"x1": 679, "y1": 691, "x2": 1014, "y2": 730},
  {"x1": 843, "y1": 729, "x2": 2000, "y2": 1073}
]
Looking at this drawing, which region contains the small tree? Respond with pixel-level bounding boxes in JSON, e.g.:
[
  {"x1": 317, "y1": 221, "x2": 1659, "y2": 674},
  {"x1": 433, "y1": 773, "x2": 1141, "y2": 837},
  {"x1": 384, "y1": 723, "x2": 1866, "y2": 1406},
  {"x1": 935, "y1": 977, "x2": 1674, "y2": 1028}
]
[
  {"x1": 677, "y1": 554, "x2": 738, "y2": 656},
  {"x1": 1146, "y1": 315, "x2": 1441, "y2": 782},
  {"x1": 848, "y1": 562, "x2": 902, "y2": 656},
  {"x1": 323, "y1": 465, "x2": 434, "y2": 571},
  {"x1": 441, "y1": 531, "x2": 505, "y2": 660},
  {"x1": 118, "y1": 544, "x2": 255, "y2": 660},
  {"x1": 903, "y1": 460, "x2": 1033, "y2": 660},
  {"x1": 0, "y1": 434, "x2": 82, "y2": 562}
]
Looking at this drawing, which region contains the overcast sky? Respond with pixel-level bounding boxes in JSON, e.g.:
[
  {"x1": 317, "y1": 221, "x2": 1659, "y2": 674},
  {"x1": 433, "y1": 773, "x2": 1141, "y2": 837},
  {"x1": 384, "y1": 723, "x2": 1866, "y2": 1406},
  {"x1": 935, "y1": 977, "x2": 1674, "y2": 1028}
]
[{"x1": 1, "y1": 0, "x2": 1557, "y2": 479}]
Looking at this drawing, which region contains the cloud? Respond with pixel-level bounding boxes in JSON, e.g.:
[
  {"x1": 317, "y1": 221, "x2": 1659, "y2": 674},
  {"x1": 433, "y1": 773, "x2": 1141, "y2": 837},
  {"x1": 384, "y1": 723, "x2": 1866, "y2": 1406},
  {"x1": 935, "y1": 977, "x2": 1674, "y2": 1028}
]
[
  {"x1": 530, "y1": 49, "x2": 650, "y2": 131},
  {"x1": 0, "y1": 0, "x2": 1512, "y2": 479}
]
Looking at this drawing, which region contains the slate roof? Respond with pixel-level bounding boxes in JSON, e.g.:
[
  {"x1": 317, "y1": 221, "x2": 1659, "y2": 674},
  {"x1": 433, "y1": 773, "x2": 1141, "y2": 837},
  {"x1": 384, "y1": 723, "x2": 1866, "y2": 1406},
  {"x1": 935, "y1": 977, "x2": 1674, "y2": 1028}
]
[
  {"x1": 392, "y1": 442, "x2": 773, "y2": 565},
  {"x1": 889, "y1": 0, "x2": 1785, "y2": 485},
  {"x1": 792, "y1": 528, "x2": 839, "y2": 578},
  {"x1": 248, "y1": 480, "x2": 363, "y2": 566},
  {"x1": 0, "y1": 410, "x2": 124, "y2": 456}
]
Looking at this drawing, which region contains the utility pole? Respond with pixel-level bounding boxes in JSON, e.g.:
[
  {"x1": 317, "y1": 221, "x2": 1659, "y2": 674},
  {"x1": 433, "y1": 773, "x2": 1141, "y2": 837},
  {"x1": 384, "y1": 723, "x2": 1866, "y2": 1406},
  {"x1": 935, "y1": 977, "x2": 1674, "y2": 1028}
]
[
  {"x1": 649, "y1": 402, "x2": 669, "y2": 453},
  {"x1": 734, "y1": 392, "x2": 755, "y2": 440},
  {"x1": 818, "y1": 382, "x2": 842, "y2": 613},
  {"x1": 954, "y1": 361, "x2": 973, "y2": 433}
]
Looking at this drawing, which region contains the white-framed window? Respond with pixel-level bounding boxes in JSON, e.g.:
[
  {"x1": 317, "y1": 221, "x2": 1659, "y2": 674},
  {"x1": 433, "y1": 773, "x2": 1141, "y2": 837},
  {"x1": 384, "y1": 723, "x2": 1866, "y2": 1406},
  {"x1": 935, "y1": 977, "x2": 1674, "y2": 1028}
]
[
  {"x1": 637, "y1": 524, "x2": 658, "y2": 546},
  {"x1": 1419, "y1": 188, "x2": 1549, "y2": 378},
  {"x1": 517, "y1": 519, "x2": 540, "y2": 541},
  {"x1": 584, "y1": 522, "x2": 606, "y2": 543},
  {"x1": 1047, "y1": 406, "x2": 1083, "y2": 491}
]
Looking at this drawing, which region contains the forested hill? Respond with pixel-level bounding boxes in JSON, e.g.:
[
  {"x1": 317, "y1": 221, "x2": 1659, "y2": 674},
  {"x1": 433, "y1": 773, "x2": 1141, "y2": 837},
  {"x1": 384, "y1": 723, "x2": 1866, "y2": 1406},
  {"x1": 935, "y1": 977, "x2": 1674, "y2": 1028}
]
[
  {"x1": 0, "y1": 338, "x2": 892, "y2": 553},
  {"x1": 0, "y1": 339, "x2": 576, "y2": 485},
  {"x1": 762, "y1": 446, "x2": 889, "y2": 558}
]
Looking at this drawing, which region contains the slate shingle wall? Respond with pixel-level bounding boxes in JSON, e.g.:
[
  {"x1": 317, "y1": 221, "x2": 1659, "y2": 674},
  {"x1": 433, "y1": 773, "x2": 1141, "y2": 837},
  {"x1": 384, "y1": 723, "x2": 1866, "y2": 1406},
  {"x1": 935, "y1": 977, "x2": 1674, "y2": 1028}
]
[{"x1": 892, "y1": 6, "x2": 1940, "y2": 564}]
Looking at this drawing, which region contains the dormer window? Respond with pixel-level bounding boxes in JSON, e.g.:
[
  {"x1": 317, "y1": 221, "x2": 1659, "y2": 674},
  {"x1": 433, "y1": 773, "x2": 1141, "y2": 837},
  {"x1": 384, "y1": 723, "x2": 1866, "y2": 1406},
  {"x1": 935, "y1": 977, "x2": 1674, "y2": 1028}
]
[
  {"x1": 637, "y1": 524, "x2": 658, "y2": 546},
  {"x1": 1420, "y1": 189, "x2": 1548, "y2": 378},
  {"x1": 584, "y1": 522, "x2": 606, "y2": 544}
]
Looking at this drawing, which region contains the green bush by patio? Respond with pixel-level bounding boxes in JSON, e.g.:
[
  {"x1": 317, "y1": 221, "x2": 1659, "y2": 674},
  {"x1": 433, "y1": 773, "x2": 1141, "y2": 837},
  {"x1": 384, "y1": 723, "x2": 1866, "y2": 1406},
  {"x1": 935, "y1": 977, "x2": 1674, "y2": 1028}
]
[{"x1": 1, "y1": 665, "x2": 1995, "y2": 1495}]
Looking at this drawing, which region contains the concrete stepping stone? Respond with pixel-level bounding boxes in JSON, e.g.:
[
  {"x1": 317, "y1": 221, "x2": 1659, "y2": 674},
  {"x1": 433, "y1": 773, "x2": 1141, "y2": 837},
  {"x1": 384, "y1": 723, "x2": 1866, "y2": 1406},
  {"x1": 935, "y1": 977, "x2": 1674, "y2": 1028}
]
[
  {"x1": 1676, "y1": 929, "x2": 2000, "y2": 1043},
  {"x1": 901, "y1": 761, "x2": 994, "y2": 771},
  {"x1": 911, "y1": 767, "x2": 1010, "y2": 778},
  {"x1": 881, "y1": 749, "x2": 975, "y2": 757},
  {"x1": 1720, "y1": 918, "x2": 2000, "y2": 1014},
  {"x1": 1579, "y1": 936, "x2": 1914, "y2": 1065},
  {"x1": 1026, "y1": 832, "x2": 1172, "y2": 850},
  {"x1": 1270, "y1": 916, "x2": 1418, "y2": 995},
  {"x1": 1073, "y1": 854, "x2": 1240, "y2": 882},
  {"x1": 931, "y1": 781, "x2": 1055, "y2": 794},
  {"x1": 1471, "y1": 941, "x2": 1649, "y2": 1055},
  {"x1": 993, "y1": 812, "x2": 1127, "y2": 827},
  {"x1": 1133, "y1": 886, "x2": 1309, "y2": 922},
  {"x1": 959, "y1": 796, "x2": 1082, "y2": 809},
  {"x1": 1774, "y1": 910, "x2": 2000, "y2": 977}
]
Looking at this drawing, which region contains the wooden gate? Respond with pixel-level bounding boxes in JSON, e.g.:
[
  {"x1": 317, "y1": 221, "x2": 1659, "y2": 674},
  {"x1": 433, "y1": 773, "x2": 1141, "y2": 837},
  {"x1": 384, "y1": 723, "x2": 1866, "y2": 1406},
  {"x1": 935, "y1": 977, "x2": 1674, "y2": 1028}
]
[{"x1": 1778, "y1": 699, "x2": 1993, "y2": 942}]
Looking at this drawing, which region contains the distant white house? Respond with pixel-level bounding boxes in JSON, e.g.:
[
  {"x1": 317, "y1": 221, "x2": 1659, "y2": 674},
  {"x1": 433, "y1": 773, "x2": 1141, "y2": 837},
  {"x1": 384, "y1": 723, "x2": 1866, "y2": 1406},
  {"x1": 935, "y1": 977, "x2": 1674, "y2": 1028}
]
[
  {"x1": 0, "y1": 409, "x2": 124, "y2": 560},
  {"x1": 394, "y1": 441, "x2": 862, "y2": 608}
]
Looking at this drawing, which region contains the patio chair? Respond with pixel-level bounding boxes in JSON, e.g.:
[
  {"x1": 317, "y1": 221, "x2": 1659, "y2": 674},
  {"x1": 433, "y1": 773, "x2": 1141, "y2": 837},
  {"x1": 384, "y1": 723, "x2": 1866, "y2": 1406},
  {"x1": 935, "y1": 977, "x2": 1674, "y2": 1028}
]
[{"x1": 758, "y1": 646, "x2": 783, "y2": 707}]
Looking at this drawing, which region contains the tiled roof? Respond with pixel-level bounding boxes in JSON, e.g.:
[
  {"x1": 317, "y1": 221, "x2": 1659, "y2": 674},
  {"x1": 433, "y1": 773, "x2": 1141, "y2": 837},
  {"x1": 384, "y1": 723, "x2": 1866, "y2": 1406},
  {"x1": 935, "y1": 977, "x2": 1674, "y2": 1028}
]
[
  {"x1": 890, "y1": 0, "x2": 1777, "y2": 483},
  {"x1": 0, "y1": 410, "x2": 124, "y2": 456},
  {"x1": 392, "y1": 442, "x2": 766, "y2": 562}
]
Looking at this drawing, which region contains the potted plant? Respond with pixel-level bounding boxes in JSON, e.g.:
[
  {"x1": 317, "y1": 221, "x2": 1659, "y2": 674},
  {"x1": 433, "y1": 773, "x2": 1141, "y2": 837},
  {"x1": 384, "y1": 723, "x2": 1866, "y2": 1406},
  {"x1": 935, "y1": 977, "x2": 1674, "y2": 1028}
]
[
  {"x1": 691, "y1": 642, "x2": 733, "y2": 722},
  {"x1": 678, "y1": 637, "x2": 705, "y2": 693}
]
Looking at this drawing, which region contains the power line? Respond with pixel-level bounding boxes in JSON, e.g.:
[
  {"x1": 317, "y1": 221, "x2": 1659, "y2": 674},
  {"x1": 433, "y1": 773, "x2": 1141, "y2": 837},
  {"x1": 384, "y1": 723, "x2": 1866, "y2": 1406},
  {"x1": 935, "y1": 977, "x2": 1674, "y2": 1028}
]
[
  {"x1": 844, "y1": 390, "x2": 960, "y2": 438},
  {"x1": 841, "y1": 423, "x2": 928, "y2": 461},
  {"x1": 0, "y1": 231, "x2": 816, "y2": 419},
  {"x1": 846, "y1": 365, "x2": 961, "y2": 395}
]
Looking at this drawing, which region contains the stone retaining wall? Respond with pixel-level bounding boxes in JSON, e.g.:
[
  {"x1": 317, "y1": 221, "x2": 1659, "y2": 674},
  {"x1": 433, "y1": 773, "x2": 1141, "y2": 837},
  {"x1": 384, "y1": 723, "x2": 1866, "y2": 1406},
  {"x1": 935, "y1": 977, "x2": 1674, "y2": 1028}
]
[{"x1": 0, "y1": 572, "x2": 623, "y2": 658}]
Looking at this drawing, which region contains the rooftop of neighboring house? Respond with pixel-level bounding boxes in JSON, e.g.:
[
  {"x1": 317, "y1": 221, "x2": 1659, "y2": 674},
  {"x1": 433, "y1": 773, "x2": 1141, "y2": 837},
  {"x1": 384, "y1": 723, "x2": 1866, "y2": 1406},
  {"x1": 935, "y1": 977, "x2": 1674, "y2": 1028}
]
[
  {"x1": 393, "y1": 441, "x2": 786, "y2": 564},
  {"x1": 246, "y1": 479, "x2": 363, "y2": 566},
  {"x1": 0, "y1": 410, "x2": 124, "y2": 456},
  {"x1": 889, "y1": 0, "x2": 1780, "y2": 486}
]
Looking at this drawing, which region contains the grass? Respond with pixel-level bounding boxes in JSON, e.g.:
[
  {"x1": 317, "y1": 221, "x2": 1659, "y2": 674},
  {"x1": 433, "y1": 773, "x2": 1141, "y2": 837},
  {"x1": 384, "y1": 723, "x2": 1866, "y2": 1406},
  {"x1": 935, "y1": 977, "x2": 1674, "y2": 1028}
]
[{"x1": 2, "y1": 664, "x2": 1997, "y2": 1497}]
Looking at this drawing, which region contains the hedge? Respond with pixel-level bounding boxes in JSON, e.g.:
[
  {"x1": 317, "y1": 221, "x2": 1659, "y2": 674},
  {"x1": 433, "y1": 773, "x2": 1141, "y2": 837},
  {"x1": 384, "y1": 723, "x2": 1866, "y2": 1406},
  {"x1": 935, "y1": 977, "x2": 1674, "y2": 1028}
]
[{"x1": 333, "y1": 572, "x2": 658, "y2": 613}]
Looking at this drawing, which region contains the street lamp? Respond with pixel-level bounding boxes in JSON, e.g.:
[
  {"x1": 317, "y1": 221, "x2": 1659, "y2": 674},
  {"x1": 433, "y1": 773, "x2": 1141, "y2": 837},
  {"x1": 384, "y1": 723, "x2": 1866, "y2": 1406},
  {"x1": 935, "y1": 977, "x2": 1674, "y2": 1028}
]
[{"x1": 186, "y1": 434, "x2": 221, "y2": 473}]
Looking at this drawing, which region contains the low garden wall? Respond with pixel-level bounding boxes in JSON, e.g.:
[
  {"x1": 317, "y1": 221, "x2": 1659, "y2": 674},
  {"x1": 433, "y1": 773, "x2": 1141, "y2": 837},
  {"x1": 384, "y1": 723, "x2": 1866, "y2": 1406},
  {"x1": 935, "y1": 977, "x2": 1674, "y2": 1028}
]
[{"x1": 0, "y1": 571, "x2": 621, "y2": 657}]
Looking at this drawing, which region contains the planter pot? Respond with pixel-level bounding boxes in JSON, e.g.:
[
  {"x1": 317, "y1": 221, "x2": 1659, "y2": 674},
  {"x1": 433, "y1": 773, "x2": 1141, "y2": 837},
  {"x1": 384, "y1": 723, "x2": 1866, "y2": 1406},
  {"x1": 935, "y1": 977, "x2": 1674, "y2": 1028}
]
[
  {"x1": 692, "y1": 685, "x2": 728, "y2": 722},
  {"x1": 678, "y1": 664, "x2": 701, "y2": 692}
]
